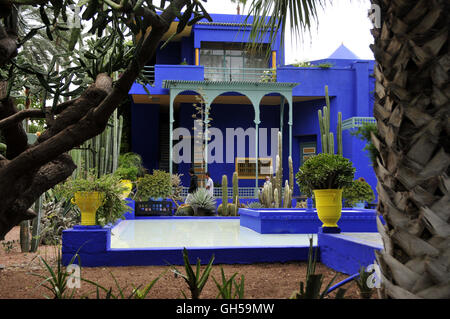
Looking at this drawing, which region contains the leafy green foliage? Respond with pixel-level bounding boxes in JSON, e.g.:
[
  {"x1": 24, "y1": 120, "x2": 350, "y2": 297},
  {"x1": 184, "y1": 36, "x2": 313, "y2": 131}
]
[
  {"x1": 295, "y1": 153, "x2": 355, "y2": 197},
  {"x1": 82, "y1": 270, "x2": 165, "y2": 299},
  {"x1": 171, "y1": 248, "x2": 215, "y2": 299},
  {"x1": 114, "y1": 166, "x2": 139, "y2": 181},
  {"x1": 350, "y1": 123, "x2": 380, "y2": 166},
  {"x1": 291, "y1": 61, "x2": 333, "y2": 68},
  {"x1": 136, "y1": 170, "x2": 173, "y2": 200},
  {"x1": 114, "y1": 152, "x2": 145, "y2": 181},
  {"x1": 290, "y1": 237, "x2": 346, "y2": 299},
  {"x1": 58, "y1": 172, "x2": 129, "y2": 227},
  {"x1": 212, "y1": 267, "x2": 245, "y2": 299},
  {"x1": 342, "y1": 178, "x2": 375, "y2": 207},
  {"x1": 30, "y1": 249, "x2": 80, "y2": 299}
]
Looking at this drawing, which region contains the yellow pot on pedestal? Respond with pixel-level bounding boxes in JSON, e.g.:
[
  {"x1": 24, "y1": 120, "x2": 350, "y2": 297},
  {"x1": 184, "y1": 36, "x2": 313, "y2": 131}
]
[
  {"x1": 71, "y1": 191, "x2": 105, "y2": 226},
  {"x1": 120, "y1": 180, "x2": 133, "y2": 200},
  {"x1": 313, "y1": 189, "x2": 343, "y2": 228}
]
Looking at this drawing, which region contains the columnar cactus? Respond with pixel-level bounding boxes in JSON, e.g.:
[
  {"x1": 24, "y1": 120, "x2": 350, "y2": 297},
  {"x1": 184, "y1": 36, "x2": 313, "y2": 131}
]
[
  {"x1": 259, "y1": 181, "x2": 274, "y2": 208},
  {"x1": 289, "y1": 156, "x2": 294, "y2": 192},
  {"x1": 318, "y1": 85, "x2": 343, "y2": 155},
  {"x1": 221, "y1": 174, "x2": 228, "y2": 216},
  {"x1": 283, "y1": 180, "x2": 292, "y2": 208},
  {"x1": 69, "y1": 113, "x2": 123, "y2": 178},
  {"x1": 232, "y1": 171, "x2": 238, "y2": 207}
]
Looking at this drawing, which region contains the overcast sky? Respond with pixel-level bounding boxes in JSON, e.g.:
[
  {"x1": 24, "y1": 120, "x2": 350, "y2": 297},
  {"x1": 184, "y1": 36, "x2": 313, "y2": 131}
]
[{"x1": 201, "y1": 0, "x2": 375, "y2": 64}]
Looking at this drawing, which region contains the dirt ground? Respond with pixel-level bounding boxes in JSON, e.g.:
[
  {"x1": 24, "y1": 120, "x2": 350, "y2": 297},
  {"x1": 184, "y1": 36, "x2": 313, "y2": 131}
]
[{"x1": 0, "y1": 226, "x2": 376, "y2": 299}]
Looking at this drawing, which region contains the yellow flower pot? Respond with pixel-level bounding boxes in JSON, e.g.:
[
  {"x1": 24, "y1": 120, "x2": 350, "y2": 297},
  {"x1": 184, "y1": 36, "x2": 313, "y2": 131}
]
[
  {"x1": 71, "y1": 191, "x2": 105, "y2": 226},
  {"x1": 120, "y1": 179, "x2": 133, "y2": 200},
  {"x1": 313, "y1": 189, "x2": 343, "y2": 228}
]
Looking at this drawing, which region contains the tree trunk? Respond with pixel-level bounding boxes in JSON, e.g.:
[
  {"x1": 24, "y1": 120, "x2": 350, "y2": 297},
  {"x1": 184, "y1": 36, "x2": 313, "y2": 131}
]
[
  {"x1": 0, "y1": 0, "x2": 190, "y2": 240},
  {"x1": 19, "y1": 220, "x2": 30, "y2": 253},
  {"x1": 371, "y1": 0, "x2": 450, "y2": 298}
]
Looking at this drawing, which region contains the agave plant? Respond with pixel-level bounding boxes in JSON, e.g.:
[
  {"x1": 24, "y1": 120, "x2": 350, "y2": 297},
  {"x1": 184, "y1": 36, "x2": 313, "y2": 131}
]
[
  {"x1": 246, "y1": 201, "x2": 265, "y2": 209},
  {"x1": 186, "y1": 188, "x2": 217, "y2": 216}
]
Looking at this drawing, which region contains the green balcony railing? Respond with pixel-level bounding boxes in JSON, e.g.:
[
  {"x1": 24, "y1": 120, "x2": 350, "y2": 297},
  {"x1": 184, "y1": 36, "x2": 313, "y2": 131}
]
[
  {"x1": 204, "y1": 67, "x2": 276, "y2": 82},
  {"x1": 342, "y1": 117, "x2": 376, "y2": 130}
]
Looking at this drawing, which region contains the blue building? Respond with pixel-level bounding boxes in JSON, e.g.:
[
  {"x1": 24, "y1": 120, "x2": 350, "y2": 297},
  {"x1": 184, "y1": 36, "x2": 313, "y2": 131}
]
[{"x1": 128, "y1": 13, "x2": 377, "y2": 200}]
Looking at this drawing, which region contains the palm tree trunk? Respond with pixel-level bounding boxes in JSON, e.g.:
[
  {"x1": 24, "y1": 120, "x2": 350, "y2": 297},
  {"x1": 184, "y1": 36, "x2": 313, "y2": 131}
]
[{"x1": 371, "y1": 0, "x2": 450, "y2": 299}]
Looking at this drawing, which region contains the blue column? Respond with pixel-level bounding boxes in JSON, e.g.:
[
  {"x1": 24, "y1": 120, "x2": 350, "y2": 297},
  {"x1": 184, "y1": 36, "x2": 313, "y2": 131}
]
[{"x1": 352, "y1": 62, "x2": 370, "y2": 117}]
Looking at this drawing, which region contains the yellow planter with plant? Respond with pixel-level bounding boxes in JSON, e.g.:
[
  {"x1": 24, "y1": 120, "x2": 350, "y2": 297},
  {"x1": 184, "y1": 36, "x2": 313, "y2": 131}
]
[
  {"x1": 61, "y1": 173, "x2": 130, "y2": 227},
  {"x1": 296, "y1": 153, "x2": 355, "y2": 233}
]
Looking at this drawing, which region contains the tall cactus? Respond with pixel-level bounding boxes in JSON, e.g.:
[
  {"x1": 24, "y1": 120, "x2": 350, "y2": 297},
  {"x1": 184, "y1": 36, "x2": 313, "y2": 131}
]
[
  {"x1": 288, "y1": 156, "x2": 294, "y2": 192},
  {"x1": 221, "y1": 175, "x2": 228, "y2": 216},
  {"x1": 283, "y1": 180, "x2": 292, "y2": 208},
  {"x1": 232, "y1": 171, "x2": 239, "y2": 208},
  {"x1": 318, "y1": 85, "x2": 343, "y2": 155},
  {"x1": 69, "y1": 114, "x2": 123, "y2": 178}
]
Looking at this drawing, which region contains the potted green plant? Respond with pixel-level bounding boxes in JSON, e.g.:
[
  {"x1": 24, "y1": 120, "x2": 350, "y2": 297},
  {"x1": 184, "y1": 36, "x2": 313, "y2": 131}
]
[
  {"x1": 135, "y1": 169, "x2": 173, "y2": 201},
  {"x1": 61, "y1": 173, "x2": 130, "y2": 226},
  {"x1": 342, "y1": 178, "x2": 375, "y2": 208},
  {"x1": 186, "y1": 188, "x2": 217, "y2": 216},
  {"x1": 296, "y1": 153, "x2": 355, "y2": 232}
]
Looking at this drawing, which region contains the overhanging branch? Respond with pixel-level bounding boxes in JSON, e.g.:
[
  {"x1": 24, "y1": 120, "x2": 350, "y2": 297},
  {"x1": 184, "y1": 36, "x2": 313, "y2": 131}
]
[{"x1": 0, "y1": 108, "x2": 46, "y2": 129}]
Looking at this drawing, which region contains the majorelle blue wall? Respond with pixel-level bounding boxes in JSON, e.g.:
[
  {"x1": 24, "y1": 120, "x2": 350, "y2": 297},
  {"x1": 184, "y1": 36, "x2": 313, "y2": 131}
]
[
  {"x1": 131, "y1": 102, "x2": 160, "y2": 172},
  {"x1": 148, "y1": 13, "x2": 284, "y2": 67},
  {"x1": 129, "y1": 13, "x2": 377, "y2": 200}
]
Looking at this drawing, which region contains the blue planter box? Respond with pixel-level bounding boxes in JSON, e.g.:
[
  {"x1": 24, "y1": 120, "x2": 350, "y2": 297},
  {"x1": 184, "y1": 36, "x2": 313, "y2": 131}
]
[{"x1": 239, "y1": 208, "x2": 379, "y2": 234}]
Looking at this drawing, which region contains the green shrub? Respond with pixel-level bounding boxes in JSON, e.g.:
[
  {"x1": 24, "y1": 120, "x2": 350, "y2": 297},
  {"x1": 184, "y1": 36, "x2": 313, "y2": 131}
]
[
  {"x1": 136, "y1": 170, "x2": 173, "y2": 201},
  {"x1": 350, "y1": 123, "x2": 379, "y2": 166},
  {"x1": 114, "y1": 166, "x2": 139, "y2": 181},
  {"x1": 115, "y1": 153, "x2": 146, "y2": 181},
  {"x1": 175, "y1": 204, "x2": 194, "y2": 216},
  {"x1": 342, "y1": 178, "x2": 375, "y2": 207},
  {"x1": 295, "y1": 153, "x2": 355, "y2": 197}
]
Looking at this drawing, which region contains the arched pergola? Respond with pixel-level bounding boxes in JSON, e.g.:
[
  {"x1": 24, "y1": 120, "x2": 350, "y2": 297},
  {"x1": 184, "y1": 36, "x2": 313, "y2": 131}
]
[{"x1": 163, "y1": 80, "x2": 298, "y2": 188}]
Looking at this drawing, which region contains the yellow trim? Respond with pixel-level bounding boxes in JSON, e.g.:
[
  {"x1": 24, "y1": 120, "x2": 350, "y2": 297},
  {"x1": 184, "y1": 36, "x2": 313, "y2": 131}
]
[
  {"x1": 272, "y1": 51, "x2": 277, "y2": 69},
  {"x1": 195, "y1": 48, "x2": 200, "y2": 66}
]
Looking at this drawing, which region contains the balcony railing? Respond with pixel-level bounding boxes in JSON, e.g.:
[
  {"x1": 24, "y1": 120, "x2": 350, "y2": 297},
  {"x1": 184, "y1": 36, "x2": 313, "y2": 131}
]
[
  {"x1": 204, "y1": 67, "x2": 276, "y2": 82},
  {"x1": 180, "y1": 187, "x2": 259, "y2": 199},
  {"x1": 143, "y1": 66, "x2": 155, "y2": 84},
  {"x1": 342, "y1": 117, "x2": 376, "y2": 130},
  {"x1": 141, "y1": 65, "x2": 277, "y2": 85}
]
